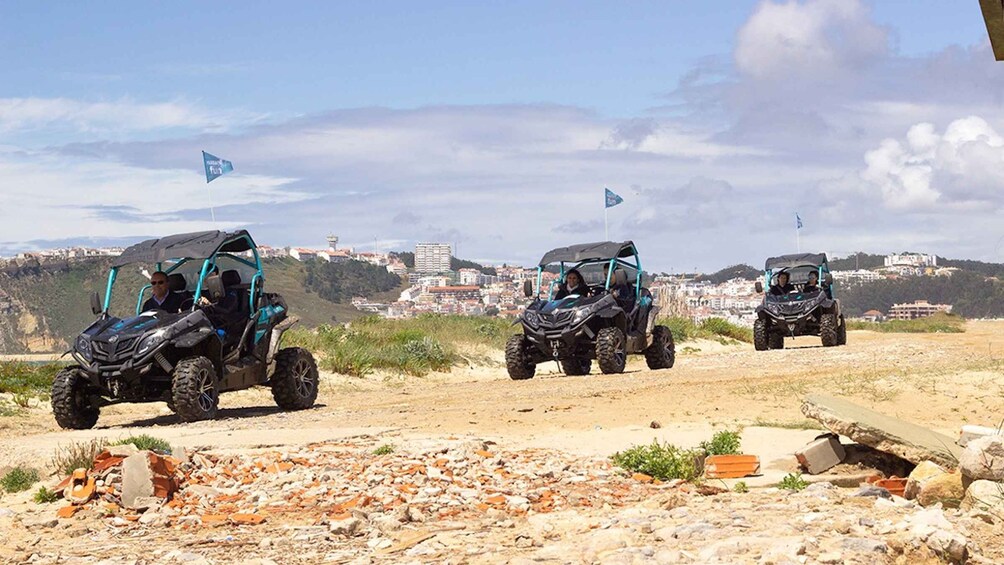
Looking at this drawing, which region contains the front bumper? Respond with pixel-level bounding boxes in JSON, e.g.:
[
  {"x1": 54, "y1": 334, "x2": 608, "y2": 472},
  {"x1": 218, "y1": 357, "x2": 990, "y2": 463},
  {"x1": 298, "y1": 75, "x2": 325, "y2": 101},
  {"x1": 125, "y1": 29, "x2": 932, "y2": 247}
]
[{"x1": 522, "y1": 318, "x2": 595, "y2": 359}]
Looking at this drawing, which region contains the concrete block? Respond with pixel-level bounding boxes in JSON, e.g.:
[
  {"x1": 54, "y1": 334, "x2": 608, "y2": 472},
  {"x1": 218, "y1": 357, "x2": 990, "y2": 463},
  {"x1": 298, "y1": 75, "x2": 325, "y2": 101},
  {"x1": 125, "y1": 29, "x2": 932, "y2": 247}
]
[{"x1": 795, "y1": 433, "x2": 846, "y2": 475}]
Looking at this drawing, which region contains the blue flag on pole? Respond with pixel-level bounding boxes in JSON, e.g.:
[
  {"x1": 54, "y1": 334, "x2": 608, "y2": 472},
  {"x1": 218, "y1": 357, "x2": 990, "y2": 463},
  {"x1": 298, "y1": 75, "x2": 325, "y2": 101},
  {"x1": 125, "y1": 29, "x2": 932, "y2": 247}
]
[
  {"x1": 605, "y1": 188, "x2": 624, "y2": 208},
  {"x1": 796, "y1": 213, "x2": 803, "y2": 230},
  {"x1": 203, "y1": 151, "x2": 234, "y2": 183}
]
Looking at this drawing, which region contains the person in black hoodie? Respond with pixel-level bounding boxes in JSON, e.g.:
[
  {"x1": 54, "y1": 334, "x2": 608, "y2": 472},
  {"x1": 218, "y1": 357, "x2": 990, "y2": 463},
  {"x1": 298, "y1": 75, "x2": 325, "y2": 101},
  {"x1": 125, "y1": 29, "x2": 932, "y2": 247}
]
[
  {"x1": 770, "y1": 271, "x2": 796, "y2": 295},
  {"x1": 554, "y1": 269, "x2": 590, "y2": 299}
]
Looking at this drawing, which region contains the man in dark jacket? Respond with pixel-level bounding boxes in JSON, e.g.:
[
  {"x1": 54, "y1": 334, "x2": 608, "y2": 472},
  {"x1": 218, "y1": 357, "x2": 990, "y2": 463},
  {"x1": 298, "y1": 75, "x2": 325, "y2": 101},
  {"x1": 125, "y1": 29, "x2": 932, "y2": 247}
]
[
  {"x1": 142, "y1": 272, "x2": 183, "y2": 313},
  {"x1": 770, "y1": 272, "x2": 796, "y2": 295}
]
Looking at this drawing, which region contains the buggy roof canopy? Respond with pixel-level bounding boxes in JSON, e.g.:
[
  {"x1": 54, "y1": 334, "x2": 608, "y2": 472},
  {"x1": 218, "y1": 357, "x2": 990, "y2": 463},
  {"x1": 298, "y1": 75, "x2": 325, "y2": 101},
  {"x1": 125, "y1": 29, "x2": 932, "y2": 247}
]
[
  {"x1": 765, "y1": 253, "x2": 828, "y2": 271},
  {"x1": 538, "y1": 241, "x2": 637, "y2": 266},
  {"x1": 113, "y1": 230, "x2": 255, "y2": 267}
]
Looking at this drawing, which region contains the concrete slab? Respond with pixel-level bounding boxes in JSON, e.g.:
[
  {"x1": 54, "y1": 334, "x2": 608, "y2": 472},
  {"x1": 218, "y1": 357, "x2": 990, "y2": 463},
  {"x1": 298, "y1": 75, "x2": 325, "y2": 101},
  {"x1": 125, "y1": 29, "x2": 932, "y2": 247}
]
[{"x1": 801, "y1": 394, "x2": 962, "y2": 467}]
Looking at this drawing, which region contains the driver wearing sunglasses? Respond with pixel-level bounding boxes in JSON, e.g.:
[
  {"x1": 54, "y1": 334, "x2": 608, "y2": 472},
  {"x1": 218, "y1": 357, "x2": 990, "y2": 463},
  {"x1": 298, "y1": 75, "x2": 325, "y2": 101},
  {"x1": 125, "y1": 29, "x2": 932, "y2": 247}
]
[{"x1": 141, "y1": 271, "x2": 183, "y2": 314}]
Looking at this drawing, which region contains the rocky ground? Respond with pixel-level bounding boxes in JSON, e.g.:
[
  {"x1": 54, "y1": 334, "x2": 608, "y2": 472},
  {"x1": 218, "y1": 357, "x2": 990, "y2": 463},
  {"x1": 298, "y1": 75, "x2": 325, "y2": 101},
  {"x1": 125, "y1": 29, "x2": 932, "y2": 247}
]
[{"x1": 1, "y1": 322, "x2": 1003, "y2": 563}]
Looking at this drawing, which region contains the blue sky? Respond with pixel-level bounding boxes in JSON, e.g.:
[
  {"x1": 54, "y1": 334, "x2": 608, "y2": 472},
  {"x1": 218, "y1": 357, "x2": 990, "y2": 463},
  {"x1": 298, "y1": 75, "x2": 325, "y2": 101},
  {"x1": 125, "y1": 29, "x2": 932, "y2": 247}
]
[{"x1": 0, "y1": 1, "x2": 1002, "y2": 270}]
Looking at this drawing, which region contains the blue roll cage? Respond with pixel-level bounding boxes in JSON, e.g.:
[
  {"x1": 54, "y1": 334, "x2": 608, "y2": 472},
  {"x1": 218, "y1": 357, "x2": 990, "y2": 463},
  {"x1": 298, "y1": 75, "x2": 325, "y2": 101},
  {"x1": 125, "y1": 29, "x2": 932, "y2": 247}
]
[
  {"x1": 763, "y1": 262, "x2": 835, "y2": 297},
  {"x1": 534, "y1": 254, "x2": 643, "y2": 301},
  {"x1": 101, "y1": 233, "x2": 265, "y2": 316}
]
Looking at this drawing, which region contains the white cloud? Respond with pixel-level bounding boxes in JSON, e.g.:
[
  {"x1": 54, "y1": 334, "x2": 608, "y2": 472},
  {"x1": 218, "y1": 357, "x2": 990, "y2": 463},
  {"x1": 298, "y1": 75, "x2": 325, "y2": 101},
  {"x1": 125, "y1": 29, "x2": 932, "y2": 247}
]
[
  {"x1": 856, "y1": 116, "x2": 1004, "y2": 211},
  {"x1": 0, "y1": 97, "x2": 259, "y2": 137},
  {"x1": 734, "y1": 0, "x2": 889, "y2": 79},
  {"x1": 0, "y1": 147, "x2": 306, "y2": 246}
]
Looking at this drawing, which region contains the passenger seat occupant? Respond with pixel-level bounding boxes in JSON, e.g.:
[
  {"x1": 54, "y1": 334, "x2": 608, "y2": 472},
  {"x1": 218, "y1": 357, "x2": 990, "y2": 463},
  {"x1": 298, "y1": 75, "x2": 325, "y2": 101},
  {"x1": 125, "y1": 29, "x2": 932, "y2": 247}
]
[
  {"x1": 803, "y1": 272, "x2": 819, "y2": 293},
  {"x1": 142, "y1": 271, "x2": 183, "y2": 313},
  {"x1": 198, "y1": 273, "x2": 243, "y2": 335},
  {"x1": 555, "y1": 269, "x2": 589, "y2": 299},
  {"x1": 770, "y1": 272, "x2": 795, "y2": 296}
]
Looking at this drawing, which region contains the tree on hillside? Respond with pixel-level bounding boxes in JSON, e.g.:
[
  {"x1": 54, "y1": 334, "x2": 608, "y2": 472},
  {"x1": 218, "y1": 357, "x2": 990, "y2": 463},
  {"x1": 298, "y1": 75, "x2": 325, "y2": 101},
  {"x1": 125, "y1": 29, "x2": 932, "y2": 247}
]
[{"x1": 302, "y1": 259, "x2": 401, "y2": 303}]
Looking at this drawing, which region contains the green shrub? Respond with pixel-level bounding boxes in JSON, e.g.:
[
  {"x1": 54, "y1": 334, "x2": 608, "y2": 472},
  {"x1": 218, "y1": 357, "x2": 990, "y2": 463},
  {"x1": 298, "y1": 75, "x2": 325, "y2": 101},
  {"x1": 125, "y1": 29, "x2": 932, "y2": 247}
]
[
  {"x1": 111, "y1": 435, "x2": 172, "y2": 453},
  {"x1": 1, "y1": 467, "x2": 40, "y2": 493},
  {"x1": 0, "y1": 362, "x2": 63, "y2": 397},
  {"x1": 699, "y1": 318, "x2": 753, "y2": 343},
  {"x1": 733, "y1": 481, "x2": 749, "y2": 493},
  {"x1": 373, "y1": 444, "x2": 395, "y2": 455},
  {"x1": 778, "y1": 472, "x2": 808, "y2": 491},
  {"x1": 33, "y1": 486, "x2": 59, "y2": 504},
  {"x1": 51, "y1": 439, "x2": 108, "y2": 476},
  {"x1": 283, "y1": 315, "x2": 515, "y2": 377},
  {"x1": 611, "y1": 440, "x2": 701, "y2": 482},
  {"x1": 700, "y1": 429, "x2": 742, "y2": 455},
  {"x1": 662, "y1": 317, "x2": 699, "y2": 342}
]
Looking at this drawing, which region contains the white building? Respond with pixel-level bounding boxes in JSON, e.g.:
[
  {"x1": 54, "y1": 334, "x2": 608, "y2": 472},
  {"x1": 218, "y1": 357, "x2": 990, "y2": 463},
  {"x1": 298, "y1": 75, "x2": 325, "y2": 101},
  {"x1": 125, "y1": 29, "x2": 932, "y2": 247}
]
[
  {"x1": 832, "y1": 269, "x2": 884, "y2": 284},
  {"x1": 415, "y1": 242, "x2": 452, "y2": 274},
  {"x1": 885, "y1": 253, "x2": 937, "y2": 268}
]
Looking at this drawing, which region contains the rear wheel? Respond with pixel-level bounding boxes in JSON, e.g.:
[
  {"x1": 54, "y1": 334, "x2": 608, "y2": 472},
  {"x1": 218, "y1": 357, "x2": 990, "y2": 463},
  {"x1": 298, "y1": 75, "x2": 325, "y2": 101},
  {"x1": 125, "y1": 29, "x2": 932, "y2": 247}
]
[
  {"x1": 560, "y1": 357, "x2": 591, "y2": 376},
  {"x1": 769, "y1": 332, "x2": 785, "y2": 350},
  {"x1": 820, "y1": 313, "x2": 838, "y2": 347},
  {"x1": 596, "y1": 327, "x2": 627, "y2": 374},
  {"x1": 272, "y1": 347, "x2": 319, "y2": 410},
  {"x1": 171, "y1": 357, "x2": 219, "y2": 422},
  {"x1": 644, "y1": 325, "x2": 675, "y2": 369},
  {"x1": 753, "y1": 319, "x2": 769, "y2": 351},
  {"x1": 51, "y1": 367, "x2": 99, "y2": 430},
  {"x1": 505, "y1": 335, "x2": 536, "y2": 380},
  {"x1": 836, "y1": 314, "x2": 847, "y2": 346}
]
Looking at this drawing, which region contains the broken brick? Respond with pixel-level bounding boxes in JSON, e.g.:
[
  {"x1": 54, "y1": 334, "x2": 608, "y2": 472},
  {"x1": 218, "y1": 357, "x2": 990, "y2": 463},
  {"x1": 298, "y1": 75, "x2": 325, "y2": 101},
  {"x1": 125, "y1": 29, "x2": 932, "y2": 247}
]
[{"x1": 229, "y1": 513, "x2": 266, "y2": 525}]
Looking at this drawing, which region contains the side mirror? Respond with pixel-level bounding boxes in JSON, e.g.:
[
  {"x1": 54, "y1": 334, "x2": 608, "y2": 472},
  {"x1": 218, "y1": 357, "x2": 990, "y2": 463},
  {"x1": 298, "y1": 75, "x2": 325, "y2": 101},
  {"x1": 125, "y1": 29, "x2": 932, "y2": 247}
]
[
  {"x1": 523, "y1": 280, "x2": 533, "y2": 298},
  {"x1": 823, "y1": 273, "x2": 833, "y2": 286},
  {"x1": 754, "y1": 282, "x2": 763, "y2": 294},
  {"x1": 90, "y1": 292, "x2": 103, "y2": 315}
]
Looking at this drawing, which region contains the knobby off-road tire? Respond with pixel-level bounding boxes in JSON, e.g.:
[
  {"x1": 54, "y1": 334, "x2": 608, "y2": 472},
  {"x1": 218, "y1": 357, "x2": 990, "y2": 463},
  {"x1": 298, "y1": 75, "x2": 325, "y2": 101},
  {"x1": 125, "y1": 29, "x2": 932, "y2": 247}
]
[
  {"x1": 171, "y1": 356, "x2": 219, "y2": 422},
  {"x1": 596, "y1": 327, "x2": 627, "y2": 374},
  {"x1": 272, "y1": 347, "x2": 320, "y2": 410},
  {"x1": 753, "y1": 319, "x2": 769, "y2": 351},
  {"x1": 505, "y1": 335, "x2": 536, "y2": 380},
  {"x1": 644, "y1": 325, "x2": 675, "y2": 369},
  {"x1": 51, "y1": 366, "x2": 99, "y2": 430},
  {"x1": 820, "y1": 312, "x2": 839, "y2": 347},
  {"x1": 769, "y1": 331, "x2": 785, "y2": 350},
  {"x1": 836, "y1": 314, "x2": 847, "y2": 346},
  {"x1": 560, "y1": 357, "x2": 592, "y2": 376}
]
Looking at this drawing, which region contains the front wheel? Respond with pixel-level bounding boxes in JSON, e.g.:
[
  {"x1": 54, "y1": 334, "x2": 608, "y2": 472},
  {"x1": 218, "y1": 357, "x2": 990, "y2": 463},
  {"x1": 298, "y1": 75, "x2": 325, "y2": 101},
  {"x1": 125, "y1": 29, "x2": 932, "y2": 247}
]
[
  {"x1": 51, "y1": 367, "x2": 100, "y2": 430},
  {"x1": 836, "y1": 315, "x2": 847, "y2": 346},
  {"x1": 505, "y1": 335, "x2": 536, "y2": 380},
  {"x1": 820, "y1": 312, "x2": 838, "y2": 347},
  {"x1": 753, "y1": 319, "x2": 769, "y2": 351},
  {"x1": 171, "y1": 357, "x2": 219, "y2": 422},
  {"x1": 272, "y1": 347, "x2": 319, "y2": 410},
  {"x1": 769, "y1": 332, "x2": 784, "y2": 350},
  {"x1": 644, "y1": 325, "x2": 675, "y2": 369},
  {"x1": 596, "y1": 327, "x2": 627, "y2": 374}
]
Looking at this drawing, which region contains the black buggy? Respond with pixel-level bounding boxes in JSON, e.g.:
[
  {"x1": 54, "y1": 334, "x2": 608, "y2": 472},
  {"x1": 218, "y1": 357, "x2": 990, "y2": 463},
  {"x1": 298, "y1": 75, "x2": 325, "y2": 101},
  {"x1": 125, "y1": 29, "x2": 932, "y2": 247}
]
[
  {"x1": 753, "y1": 252, "x2": 846, "y2": 350},
  {"x1": 52, "y1": 230, "x2": 319, "y2": 429},
  {"x1": 505, "y1": 241, "x2": 675, "y2": 379}
]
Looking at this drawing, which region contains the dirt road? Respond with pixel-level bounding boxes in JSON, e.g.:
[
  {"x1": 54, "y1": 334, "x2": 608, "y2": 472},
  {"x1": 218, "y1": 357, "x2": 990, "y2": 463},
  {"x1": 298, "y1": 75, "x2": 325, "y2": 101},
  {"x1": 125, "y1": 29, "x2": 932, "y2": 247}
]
[{"x1": 3, "y1": 322, "x2": 1002, "y2": 477}]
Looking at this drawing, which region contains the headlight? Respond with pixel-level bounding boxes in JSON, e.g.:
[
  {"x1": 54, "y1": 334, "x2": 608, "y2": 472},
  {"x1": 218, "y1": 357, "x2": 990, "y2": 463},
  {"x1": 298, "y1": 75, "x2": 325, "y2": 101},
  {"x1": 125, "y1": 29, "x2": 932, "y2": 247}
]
[
  {"x1": 572, "y1": 306, "x2": 593, "y2": 325},
  {"x1": 523, "y1": 311, "x2": 540, "y2": 328},
  {"x1": 75, "y1": 335, "x2": 92, "y2": 361},
  {"x1": 136, "y1": 329, "x2": 167, "y2": 356}
]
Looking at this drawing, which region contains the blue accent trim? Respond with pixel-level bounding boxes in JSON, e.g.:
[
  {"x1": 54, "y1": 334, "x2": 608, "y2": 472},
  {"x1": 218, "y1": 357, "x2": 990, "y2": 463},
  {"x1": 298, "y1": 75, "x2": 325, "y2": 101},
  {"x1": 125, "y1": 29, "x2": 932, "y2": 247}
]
[
  {"x1": 103, "y1": 268, "x2": 117, "y2": 311},
  {"x1": 535, "y1": 267, "x2": 543, "y2": 299},
  {"x1": 135, "y1": 284, "x2": 152, "y2": 315},
  {"x1": 193, "y1": 259, "x2": 212, "y2": 302}
]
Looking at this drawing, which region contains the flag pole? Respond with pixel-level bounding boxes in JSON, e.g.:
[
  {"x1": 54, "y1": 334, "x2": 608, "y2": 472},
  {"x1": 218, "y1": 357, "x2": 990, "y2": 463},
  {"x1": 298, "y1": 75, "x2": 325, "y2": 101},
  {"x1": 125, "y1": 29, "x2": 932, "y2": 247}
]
[
  {"x1": 604, "y1": 206, "x2": 609, "y2": 240},
  {"x1": 208, "y1": 186, "x2": 217, "y2": 225}
]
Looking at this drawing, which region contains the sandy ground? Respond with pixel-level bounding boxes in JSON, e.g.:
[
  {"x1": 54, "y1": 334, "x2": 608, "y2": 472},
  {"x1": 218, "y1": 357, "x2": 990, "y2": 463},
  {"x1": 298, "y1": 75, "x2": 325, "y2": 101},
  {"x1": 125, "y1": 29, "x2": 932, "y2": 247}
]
[{"x1": 2, "y1": 321, "x2": 1002, "y2": 486}]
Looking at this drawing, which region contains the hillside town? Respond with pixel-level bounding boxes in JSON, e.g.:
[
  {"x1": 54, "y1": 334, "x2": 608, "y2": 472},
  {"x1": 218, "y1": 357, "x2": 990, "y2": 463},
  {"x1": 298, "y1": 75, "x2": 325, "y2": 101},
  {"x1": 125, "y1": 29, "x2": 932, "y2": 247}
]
[{"x1": 1, "y1": 242, "x2": 960, "y2": 324}]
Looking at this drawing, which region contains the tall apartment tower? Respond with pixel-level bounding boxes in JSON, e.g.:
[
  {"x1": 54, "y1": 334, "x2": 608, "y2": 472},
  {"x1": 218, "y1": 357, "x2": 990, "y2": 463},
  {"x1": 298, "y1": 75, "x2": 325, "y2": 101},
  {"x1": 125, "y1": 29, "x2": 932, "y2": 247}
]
[
  {"x1": 326, "y1": 234, "x2": 339, "y2": 250},
  {"x1": 415, "y1": 242, "x2": 452, "y2": 273}
]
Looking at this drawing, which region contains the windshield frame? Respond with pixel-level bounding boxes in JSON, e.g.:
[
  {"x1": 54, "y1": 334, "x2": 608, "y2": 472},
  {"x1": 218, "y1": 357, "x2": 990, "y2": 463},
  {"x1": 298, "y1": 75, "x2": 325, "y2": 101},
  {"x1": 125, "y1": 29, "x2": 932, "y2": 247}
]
[
  {"x1": 101, "y1": 233, "x2": 264, "y2": 316},
  {"x1": 533, "y1": 253, "x2": 643, "y2": 301}
]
